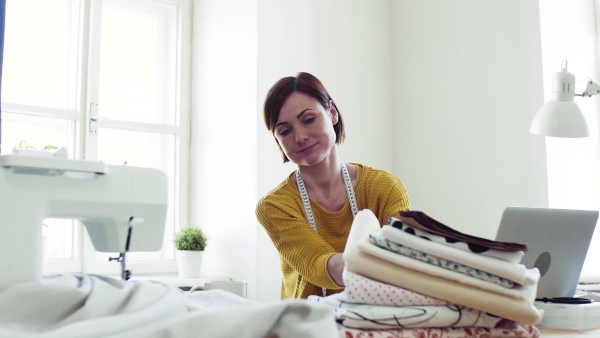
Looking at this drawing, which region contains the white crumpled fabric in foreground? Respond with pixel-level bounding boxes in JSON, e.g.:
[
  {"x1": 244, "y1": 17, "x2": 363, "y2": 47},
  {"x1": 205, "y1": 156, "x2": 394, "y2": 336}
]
[{"x1": 0, "y1": 274, "x2": 338, "y2": 338}]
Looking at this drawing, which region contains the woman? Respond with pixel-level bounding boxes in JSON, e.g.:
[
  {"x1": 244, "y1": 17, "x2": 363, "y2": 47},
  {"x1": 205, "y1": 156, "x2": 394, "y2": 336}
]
[{"x1": 255, "y1": 72, "x2": 411, "y2": 299}]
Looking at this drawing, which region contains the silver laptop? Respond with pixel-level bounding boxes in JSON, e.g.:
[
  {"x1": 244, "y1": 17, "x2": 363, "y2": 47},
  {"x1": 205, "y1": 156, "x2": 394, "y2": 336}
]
[{"x1": 494, "y1": 207, "x2": 599, "y2": 298}]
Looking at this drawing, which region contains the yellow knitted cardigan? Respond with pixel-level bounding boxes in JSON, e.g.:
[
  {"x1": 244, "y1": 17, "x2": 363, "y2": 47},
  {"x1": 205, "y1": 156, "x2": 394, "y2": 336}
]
[{"x1": 255, "y1": 163, "x2": 411, "y2": 299}]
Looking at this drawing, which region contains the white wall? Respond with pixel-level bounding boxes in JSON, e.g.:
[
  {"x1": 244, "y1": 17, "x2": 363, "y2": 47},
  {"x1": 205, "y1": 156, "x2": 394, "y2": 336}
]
[
  {"x1": 190, "y1": 0, "x2": 259, "y2": 299},
  {"x1": 390, "y1": 0, "x2": 549, "y2": 238},
  {"x1": 257, "y1": 0, "x2": 395, "y2": 302},
  {"x1": 192, "y1": 0, "x2": 550, "y2": 303}
]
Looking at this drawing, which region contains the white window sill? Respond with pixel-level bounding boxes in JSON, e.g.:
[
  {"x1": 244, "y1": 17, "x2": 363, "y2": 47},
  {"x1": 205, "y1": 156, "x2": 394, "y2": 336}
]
[{"x1": 127, "y1": 274, "x2": 233, "y2": 291}]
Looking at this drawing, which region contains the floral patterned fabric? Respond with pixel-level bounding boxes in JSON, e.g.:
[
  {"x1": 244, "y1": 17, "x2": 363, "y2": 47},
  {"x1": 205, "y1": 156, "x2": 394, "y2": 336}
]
[
  {"x1": 337, "y1": 322, "x2": 540, "y2": 338},
  {"x1": 308, "y1": 293, "x2": 503, "y2": 329}
]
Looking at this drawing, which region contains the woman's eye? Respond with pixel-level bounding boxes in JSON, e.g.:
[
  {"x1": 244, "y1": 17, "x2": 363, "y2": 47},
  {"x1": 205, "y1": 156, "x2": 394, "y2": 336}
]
[
  {"x1": 303, "y1": 117, "x2": 315, "y2": 125},
  {"x1": 279, "y1": 128, "x2": 291, "y2": 136}
]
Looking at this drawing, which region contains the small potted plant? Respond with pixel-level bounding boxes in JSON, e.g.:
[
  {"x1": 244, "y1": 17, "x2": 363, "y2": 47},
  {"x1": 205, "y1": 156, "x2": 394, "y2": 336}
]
[{"x1": 173, "y1": 226, "x2": 208, "y2": 278}]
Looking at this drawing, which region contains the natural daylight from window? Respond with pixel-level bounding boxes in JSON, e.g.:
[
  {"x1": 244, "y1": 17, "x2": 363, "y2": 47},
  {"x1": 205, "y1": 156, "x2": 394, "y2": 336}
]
[{"x1": 0, "y1": 0, "x2": 191, "y2": 276}]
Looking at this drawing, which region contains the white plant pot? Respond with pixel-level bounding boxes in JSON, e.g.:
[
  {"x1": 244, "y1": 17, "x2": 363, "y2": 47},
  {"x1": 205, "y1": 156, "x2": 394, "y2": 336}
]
[{"x1": 176, "y1": 250, "x2": 204, "y2": 278}]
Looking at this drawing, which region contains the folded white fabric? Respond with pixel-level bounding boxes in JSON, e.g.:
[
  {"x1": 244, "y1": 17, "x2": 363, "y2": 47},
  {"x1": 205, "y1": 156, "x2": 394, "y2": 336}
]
[
  {"x1": 359, "y1": 236, "x2": 536, "y2": 299},
  {"x1": 343, "y1": 210, "x2": 543, "y2": 325},
  {"x1": 308, "y1": 293, "x2": 503, "y2": 329},
  {"x1": 387, "y1": 217, "x2": 525, "y2": 263},
  {"x1": 381, "y1": 225, "x2": 539, "y2": 286},
  {"x1": 369, "y1": 231, "x2": 515, "y2": 288}
]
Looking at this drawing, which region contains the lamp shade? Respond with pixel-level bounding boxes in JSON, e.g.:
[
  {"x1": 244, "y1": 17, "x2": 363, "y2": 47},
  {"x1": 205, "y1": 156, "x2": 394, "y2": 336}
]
[
  {"x1": 530, "y1": 100, "x2": 589, "y2": 137},
  {"x1": 530, "y1": 61, "x2": 590, "y2": 138}
]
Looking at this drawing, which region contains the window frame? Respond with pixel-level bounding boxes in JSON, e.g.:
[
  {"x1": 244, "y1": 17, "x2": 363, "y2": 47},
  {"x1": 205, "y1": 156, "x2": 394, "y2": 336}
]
[
  {"x1": 83, "y1": 0, "x2": 191, "y2": 275},
  {"x1": 1, "y1": 0, "x2": 192, "y2": 276}
]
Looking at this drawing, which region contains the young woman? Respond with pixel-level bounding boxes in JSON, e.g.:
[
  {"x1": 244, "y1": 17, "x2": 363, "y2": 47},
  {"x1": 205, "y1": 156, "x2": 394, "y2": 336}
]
[{"x1": 256, "y1": 72, "x2": 411, "y2": 299}]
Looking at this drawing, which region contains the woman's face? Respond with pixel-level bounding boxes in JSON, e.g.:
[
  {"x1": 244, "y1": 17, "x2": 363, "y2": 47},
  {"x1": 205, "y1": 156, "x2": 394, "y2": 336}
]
[{"x1": 273, "y1": 92, "x2": 338, "y2": 167}]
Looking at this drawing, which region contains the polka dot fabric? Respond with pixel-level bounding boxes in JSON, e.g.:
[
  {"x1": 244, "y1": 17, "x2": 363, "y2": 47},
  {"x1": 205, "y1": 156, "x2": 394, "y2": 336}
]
[{"x1": 343, "y1": 270, "x2": 449, "y2": 306}]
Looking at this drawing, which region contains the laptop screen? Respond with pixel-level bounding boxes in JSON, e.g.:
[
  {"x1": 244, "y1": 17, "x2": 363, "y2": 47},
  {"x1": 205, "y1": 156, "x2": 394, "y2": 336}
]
[{"x1": 494, "y1": 207, "x2": 598, "y2": 298}]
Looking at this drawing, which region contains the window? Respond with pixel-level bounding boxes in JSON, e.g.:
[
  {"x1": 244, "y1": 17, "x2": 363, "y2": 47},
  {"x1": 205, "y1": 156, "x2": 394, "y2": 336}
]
[
  {"x1": 0, "y1": 0, "x2": 191, "y2": 275},
  {"x1": 538, "y1": 1, "x2": 600, "y2": 282}
]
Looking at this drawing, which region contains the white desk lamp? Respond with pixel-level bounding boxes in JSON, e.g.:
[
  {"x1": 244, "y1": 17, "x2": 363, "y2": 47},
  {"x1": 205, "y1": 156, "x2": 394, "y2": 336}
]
[{"x1": 530, "y1": 60, "x2": 600, "y2": 138}]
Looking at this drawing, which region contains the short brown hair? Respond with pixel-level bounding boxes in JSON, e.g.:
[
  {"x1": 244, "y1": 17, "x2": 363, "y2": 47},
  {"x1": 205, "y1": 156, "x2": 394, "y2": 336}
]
[{"x1": 263, "y1": 72, "x2": 345, "y2": 163}]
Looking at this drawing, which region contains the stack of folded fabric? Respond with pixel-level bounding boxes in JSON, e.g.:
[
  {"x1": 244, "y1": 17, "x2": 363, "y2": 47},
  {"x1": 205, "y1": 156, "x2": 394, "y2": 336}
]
[{"x1": 309, "y1": 209, "x2": 542, "y2": 338}]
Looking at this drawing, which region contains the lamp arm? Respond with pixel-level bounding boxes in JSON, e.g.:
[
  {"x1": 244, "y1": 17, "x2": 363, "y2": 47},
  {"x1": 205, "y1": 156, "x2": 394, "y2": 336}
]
[{"x1": 579, "y1": 80, "x2": 600, "y2": 97}]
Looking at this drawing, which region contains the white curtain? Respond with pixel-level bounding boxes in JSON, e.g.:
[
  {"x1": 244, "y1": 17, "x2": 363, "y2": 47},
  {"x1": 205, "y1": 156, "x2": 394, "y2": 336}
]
[{"x1": 538, "y1": 0, "x2": 600, "y2": 280}]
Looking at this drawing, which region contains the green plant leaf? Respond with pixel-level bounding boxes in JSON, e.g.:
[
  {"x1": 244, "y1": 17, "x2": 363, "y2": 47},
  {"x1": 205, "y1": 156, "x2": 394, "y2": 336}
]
[
  {"x1": 14, "y1": 139, "x2": 36, "y2": 149},
  {"x1": 173, "y1": 226, "x2": 207, "y2": 251}
]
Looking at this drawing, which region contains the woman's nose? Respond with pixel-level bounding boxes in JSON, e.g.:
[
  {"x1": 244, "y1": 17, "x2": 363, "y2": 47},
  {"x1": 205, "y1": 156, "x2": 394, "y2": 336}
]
[{"x1": 295, "y1": 129, "x2": 309, "y2": 143}]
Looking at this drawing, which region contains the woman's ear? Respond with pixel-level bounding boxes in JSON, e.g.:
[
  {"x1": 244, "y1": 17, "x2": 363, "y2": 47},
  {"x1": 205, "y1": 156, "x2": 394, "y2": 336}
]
[{"x1": 329, "y1": 100, "x2": 339, "y2": 125}]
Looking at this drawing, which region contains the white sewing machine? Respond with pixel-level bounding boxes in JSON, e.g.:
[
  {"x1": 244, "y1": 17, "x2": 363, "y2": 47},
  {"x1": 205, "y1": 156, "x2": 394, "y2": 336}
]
[{"x1": 0, "y1": 149, "x2": 168, "y2": 291}]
